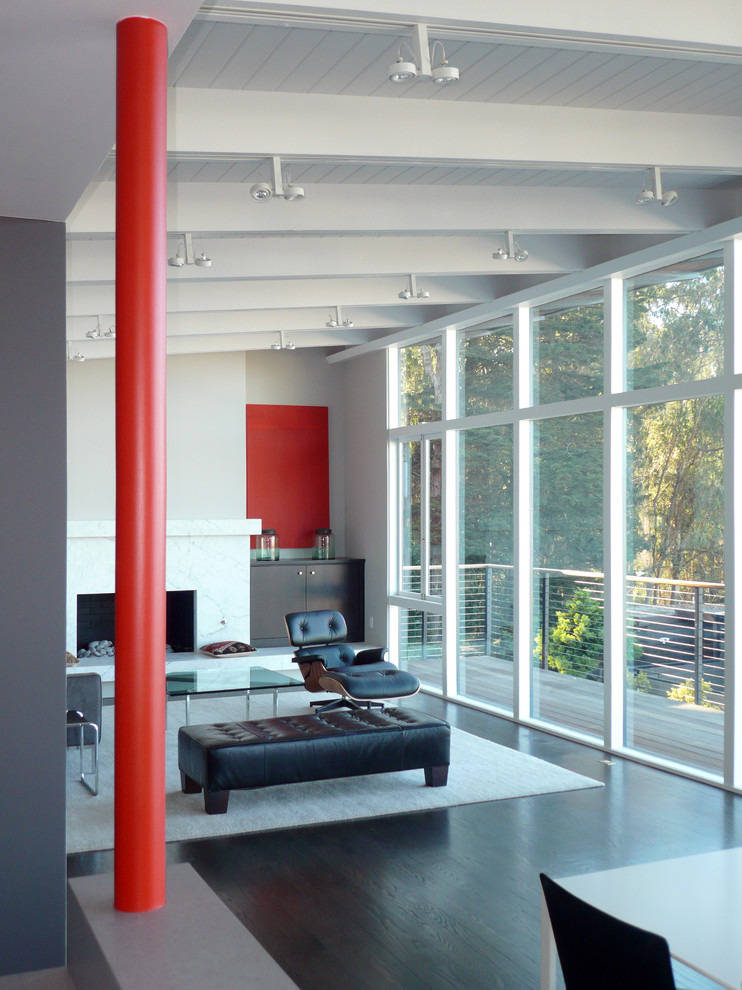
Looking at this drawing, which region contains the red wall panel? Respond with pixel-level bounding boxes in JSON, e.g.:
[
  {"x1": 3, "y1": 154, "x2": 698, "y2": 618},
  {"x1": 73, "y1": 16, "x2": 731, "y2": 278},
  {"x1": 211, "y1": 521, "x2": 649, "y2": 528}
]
[{"x1": 246, "y1": 404, "x2": 330, "y2": 548}]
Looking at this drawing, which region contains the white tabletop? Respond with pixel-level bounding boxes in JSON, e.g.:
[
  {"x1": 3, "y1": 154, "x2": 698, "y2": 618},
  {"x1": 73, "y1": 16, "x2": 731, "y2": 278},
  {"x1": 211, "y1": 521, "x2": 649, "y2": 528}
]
[{"x1": 552, "y1": 847, "x2": 742, "y2": 990}]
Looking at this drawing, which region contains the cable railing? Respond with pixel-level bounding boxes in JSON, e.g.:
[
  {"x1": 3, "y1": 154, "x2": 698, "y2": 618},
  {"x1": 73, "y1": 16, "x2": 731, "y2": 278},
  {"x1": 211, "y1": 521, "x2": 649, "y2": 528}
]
[{"x1": 399, "y1": 564, "x2": 725, "y2": 710}]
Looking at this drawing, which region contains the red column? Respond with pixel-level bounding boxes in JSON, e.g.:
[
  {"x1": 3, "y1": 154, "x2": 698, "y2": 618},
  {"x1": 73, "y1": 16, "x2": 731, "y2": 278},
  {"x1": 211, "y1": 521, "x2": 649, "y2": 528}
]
[{"x1": 114, "y1": 16, "x2": 168, "y2": 913}]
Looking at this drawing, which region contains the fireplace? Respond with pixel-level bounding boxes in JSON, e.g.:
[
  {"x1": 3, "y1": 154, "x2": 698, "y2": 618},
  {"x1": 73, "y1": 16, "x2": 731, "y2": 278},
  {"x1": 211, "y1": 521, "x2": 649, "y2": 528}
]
[
  {"x1": 76, "y1": 590, "x2": 196, "y2": 654},
  {"x1": 66, "y1": 519, "x2": 261, "y2": 655}
]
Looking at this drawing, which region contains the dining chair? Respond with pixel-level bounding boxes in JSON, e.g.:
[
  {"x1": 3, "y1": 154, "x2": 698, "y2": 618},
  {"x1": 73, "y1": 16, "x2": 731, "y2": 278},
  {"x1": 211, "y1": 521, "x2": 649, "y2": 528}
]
[{"x1": 539, "y1": 872, "x2": 677, "y2": 990}]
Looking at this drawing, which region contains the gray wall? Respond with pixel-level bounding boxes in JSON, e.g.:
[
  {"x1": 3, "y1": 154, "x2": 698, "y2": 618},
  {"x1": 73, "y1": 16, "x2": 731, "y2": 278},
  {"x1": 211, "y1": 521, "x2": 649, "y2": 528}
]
[
  {"x1": 0, "y1": 218, "x2": 67, "y2": 974},
  {"x1": 343, "y1": 350, "x2": 388, "y2": 643}
]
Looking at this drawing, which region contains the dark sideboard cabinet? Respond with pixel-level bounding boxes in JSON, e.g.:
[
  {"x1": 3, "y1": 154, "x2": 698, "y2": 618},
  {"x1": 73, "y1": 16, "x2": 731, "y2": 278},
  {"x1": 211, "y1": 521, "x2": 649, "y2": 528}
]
[{"x1": 250, "y1": 558, "x2": 365, "y2": 646}]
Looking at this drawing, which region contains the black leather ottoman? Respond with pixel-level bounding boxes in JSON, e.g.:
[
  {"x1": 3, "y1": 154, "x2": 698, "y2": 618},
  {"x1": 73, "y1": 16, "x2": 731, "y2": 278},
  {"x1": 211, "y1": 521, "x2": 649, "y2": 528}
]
[{"x1": 178, "y1": 707, "x2": 451, "y2": 814}]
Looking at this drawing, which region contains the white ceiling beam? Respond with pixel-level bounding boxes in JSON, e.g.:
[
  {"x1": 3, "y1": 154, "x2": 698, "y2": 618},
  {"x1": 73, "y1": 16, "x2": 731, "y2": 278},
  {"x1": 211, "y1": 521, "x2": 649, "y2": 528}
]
[
  {"x1": 69, "y1": 180, "x2": 724, "y2": 237},
  {"x1": 165, "y1": 89, "x2": 742, "y2": 172},
  {"x1": 67, "y1": 305, "x2": 441, "y2": 340},
  {"x1": 67, "y1": 233, "x2": 603, "y2": 286},
  {"x1": 66, "y1": 326, "x2": 392, "y2": 361},
  {"x1": 67, "y1": 276, "x2": 498, "y2": 319}
]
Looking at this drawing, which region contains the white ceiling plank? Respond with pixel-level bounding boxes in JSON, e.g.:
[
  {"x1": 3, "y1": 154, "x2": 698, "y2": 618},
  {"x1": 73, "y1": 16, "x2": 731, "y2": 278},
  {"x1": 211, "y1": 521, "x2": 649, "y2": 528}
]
[{"x1": 219, "y1": 0, "x2": 742, "y2": 57}]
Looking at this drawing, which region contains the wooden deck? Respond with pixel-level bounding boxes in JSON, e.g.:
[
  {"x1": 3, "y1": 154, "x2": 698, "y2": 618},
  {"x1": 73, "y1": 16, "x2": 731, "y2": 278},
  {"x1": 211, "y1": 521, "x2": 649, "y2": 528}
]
[{"x1": 405, "y1": 653, "x2": 725, "y2": 776}]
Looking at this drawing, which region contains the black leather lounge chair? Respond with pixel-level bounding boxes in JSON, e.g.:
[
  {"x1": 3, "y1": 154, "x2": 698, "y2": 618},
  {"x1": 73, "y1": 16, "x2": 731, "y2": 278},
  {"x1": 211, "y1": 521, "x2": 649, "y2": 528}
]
[{"x1": 284, "y1": 609, "x2": 420, "y2": 714}]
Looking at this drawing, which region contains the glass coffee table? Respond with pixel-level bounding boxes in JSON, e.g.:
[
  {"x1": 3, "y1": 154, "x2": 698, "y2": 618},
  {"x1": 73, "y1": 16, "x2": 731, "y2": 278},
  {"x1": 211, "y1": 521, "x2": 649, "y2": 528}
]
[{"x1": 165, "y1": 665, "x2": 303, "y2": 724}]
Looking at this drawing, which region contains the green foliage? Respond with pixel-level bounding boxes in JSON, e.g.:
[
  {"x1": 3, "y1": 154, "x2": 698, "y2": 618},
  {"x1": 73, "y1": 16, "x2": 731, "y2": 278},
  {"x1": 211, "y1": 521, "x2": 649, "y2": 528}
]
[
  {"x1": 666, "y1": 678, "x2": 720, "y2": 710},
  {"x1": 459, "y1": 326, "x2": 513, "y2": 416},
  {"x1": 534, "y1": 414, "x2": 603, "y2": 571},
  {"x1": 627, "y1": 669, "x2": 651, "y2": 693},
  {"x1": 535, "y1": 586, "x2": 604, "y2": 679},
  {"x1": 535, "y1": 300, "x2": 604, "y2": 404}
]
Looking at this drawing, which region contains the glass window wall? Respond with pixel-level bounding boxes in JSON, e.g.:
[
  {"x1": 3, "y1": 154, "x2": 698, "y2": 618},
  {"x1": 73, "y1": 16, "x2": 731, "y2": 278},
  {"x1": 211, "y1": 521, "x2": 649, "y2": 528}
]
[{"x1": 389, "y1": 233, "x2": 738, "y2": 786}]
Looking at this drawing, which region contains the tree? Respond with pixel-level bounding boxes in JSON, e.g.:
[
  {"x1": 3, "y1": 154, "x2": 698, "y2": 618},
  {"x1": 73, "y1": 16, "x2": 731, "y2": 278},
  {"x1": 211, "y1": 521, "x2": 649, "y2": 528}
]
[{"x1": 627, "y1": 264, "x2": 725, "y2": 584}]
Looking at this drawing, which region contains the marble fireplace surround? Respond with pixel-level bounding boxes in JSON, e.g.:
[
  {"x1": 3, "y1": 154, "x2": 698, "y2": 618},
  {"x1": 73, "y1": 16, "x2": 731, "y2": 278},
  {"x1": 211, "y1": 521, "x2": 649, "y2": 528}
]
[{"x1": 67, "y1": 519, "x2": 262, "y2": 657}]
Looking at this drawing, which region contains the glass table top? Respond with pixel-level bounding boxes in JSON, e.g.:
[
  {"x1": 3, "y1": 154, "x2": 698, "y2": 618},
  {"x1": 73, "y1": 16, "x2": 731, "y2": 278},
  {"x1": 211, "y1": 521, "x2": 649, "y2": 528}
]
[{"x1": 165, "y1": 665, "x2": 302, "y2": 696}]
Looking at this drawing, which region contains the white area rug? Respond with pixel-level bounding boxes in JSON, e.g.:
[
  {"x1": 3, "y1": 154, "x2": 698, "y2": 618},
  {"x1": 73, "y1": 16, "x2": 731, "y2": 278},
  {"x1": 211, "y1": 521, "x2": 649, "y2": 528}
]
[{"x1": 66, "y1": 694, "x2": 602, "y2": 854}]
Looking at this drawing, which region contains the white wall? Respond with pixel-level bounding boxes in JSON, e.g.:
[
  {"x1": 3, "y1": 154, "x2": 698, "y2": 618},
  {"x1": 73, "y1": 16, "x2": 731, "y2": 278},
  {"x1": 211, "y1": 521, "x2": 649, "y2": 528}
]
[{"x1": 67, "y1": 352, "x2": 246, "y2": 520}]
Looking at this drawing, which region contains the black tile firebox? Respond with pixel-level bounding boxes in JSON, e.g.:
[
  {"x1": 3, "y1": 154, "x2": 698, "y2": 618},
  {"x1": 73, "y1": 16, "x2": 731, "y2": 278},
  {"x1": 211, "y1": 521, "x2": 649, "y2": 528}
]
[{"x1": 76, "y1": 590, "x2": 196, "y2": 654}]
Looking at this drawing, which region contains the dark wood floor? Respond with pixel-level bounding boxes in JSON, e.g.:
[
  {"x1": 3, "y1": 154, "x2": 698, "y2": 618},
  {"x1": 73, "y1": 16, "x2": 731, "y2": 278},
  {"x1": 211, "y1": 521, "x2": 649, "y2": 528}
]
[{"x1": 67, "y1": 694, "x2": 742, "y2": 990}]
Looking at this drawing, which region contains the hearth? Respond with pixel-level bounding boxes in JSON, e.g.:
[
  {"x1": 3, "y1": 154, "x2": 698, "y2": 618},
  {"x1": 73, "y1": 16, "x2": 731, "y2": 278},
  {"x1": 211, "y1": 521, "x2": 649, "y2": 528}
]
[{"x1": 76, "y1": 590, "x2": 196, "y2": 655}]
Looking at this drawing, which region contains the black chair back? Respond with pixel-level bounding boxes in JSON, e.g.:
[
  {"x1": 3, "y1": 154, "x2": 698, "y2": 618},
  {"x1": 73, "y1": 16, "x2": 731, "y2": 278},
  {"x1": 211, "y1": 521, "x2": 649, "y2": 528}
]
[
  {"x1": 66, "y1": 671, "x2": 102, "y2": 746},
  {"x1": 285, "y1": 609, "x2": 348, "y2": 647},
  {"x1": 540, "y1": 873, "x2": 676, "y2": 990}
]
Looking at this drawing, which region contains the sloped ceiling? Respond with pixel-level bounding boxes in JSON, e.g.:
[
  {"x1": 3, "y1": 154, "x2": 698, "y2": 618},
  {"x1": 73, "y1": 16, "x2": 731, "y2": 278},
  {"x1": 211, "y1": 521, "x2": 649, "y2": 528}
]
[{"x1": 25, "y1": 0, "x2": 742, "y2": 356}]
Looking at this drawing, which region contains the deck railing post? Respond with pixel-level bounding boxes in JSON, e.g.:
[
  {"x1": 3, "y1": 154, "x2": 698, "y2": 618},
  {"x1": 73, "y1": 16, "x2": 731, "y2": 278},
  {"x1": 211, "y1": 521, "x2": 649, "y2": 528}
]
[
  {"x1": 541, "y1": 573, "x2": 550, "y2": 669},
  {"x1": 694, "y1": 586, "x2": 705, "y2": 706},
  {"x1": 484, "y1": 565, "x2": 493, "y2": 656}
]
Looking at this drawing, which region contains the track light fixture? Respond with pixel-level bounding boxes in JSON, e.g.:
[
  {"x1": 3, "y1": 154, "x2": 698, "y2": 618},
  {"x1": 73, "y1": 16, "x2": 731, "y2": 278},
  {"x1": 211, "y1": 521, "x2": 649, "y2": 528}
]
[
  {"x1": 168, "y1": 233, "x2": 213, "y2": 268},
  {"x1": 326, "y1": 306, "x2": 354, "y2": 328},
  {"x1": 84, "y1": 316, "x2": 116, "y2": 340},
  {"x1": 399, "y1": 275, "x2": 431, "y2": 299},
  {"x1": 492, "y1": 231, "x2": 528, "y2": 263},
  {"x1": 636, "y1": 167, "x2": 678, "y2": 208},
  {"x1": 389, "y1": 25, "x2": 459, "y2": 85},
  {"x1": 251, "y1": 156, "x2": 305, "y2": 203},
  {"x1": 270, "y1": 330, "x2": 295, "y2": 351},
  {"x1": 66, "y1": 343, "x2": 85, "y2": 362}
]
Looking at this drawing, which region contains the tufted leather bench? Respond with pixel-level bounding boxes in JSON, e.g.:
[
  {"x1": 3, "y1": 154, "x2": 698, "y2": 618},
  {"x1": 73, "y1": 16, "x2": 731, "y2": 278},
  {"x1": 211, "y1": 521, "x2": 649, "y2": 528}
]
[{"x1": 178, "y1": 707, "x2": 451, "y2": 814}]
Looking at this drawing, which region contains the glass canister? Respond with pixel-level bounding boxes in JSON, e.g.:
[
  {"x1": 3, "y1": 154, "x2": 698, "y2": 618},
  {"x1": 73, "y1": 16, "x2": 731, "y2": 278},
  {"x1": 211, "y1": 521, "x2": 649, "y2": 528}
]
[
  {"x1": 257, "y1": 528, "x2": 279, "y2": 560},
  {"x1": 312, "y1": 528, "x2": 335, "y2": 560}
]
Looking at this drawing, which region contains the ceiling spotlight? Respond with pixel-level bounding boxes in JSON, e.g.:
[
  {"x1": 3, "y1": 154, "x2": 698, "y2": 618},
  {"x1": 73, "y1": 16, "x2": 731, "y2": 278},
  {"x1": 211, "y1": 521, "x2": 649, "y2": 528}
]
[
  {"x1": 492, "y1": 231, "x2": 528, "y2": 262},
  {"x1": 343, "y1": 318, "x2": 354, "y2": 328},
  {"x1": 389, "y1": 53, "x2": 418, "y2": 82},
  {"x1": 283, "y1": 184, "x2": 305, "y2": 201},
  {"x1": 398, "y1": 288, "x2": 412, "y2": 299},
  {"x1": 636, "y1": 167, "x2": 678, "y2": 208},
  {"x1": 417, "y1": 289, "x2": 430, "y2": 299},
  {"x1": 430, "y1": 41, "x2": 459, "y2": 84},
  {"x1": 284, "y1": 339, "x2": 296, "y2": 350},
  {"x1": 432, "y1": 62, "x2": 459, "y2": 84},
  {"x1": 326, "y1": 315, "x2": 339, "y2": 327},
  {"x1": 168, "y1": 233, "x2": 214, "y2": 268},
  {"x1": 251, "y1": 182, "x2": 273, "y2": 202},
  {"x1": 104, "y1": 326, "x2": 116, "y2": 338},
  {"x1": 270, "y1": 341, "x2": 281, "y2": 350},
  {"x1": 389, "y1": 26, "x2": 459, "y2": 85}
]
